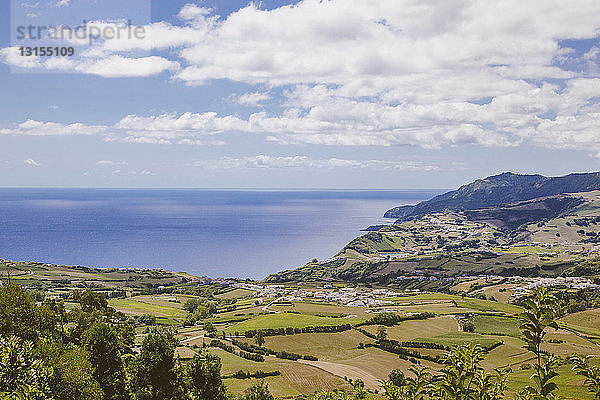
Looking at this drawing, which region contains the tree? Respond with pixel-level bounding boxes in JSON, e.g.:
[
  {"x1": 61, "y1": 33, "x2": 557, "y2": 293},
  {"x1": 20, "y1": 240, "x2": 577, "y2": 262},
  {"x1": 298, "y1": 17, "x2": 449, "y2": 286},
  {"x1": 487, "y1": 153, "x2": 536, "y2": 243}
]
[
  {"x1": 0, "y1": 336, "x2": 53, "y2": 400},
  {"x1": 255, "y1": 331, "x2": 265, "y2": 347},
  {"x1": 72, "y1": 290, "x2": 108, "y2": 314},
  {"x1": 138, "y1": 315, "x2": 156, "y2": 326},
  {"x1": 39, "y1": 341, "x2": 102, "y2": 400},
  {"x1": 388, "y1": 369, "x2": 406, "y2": 387},
  {"x1": 83, "y1": 322, "x2": 128, "y2": 400},
  {"x1": 131, "y1": 329, "x2": 183, "y2": 400},
  {"x1": 376, "y1": 326, "x2": 387, "y2": 342},
  {"x1": 462, "y1": 320, "x2": 475, "y2": 333},
  {"x1": 0, "y1": 285, "x2": 42, "y2": 341},
  {"x1": 368, "y1": 312, "x2": 401, "y2": 326},
  {"x1": 381, "y1": 366, "x2": 431, "y2": 400},
  {"x1": 202, "y1": 322, "x2": 216, "y2": 335},
  {"x1": 436, "y1": 344, "x2": 509, "y2": 400},
  {"x1": 187, "y1": 352, "x2": 226, "y2": 400},
  {"x1": 242, "y1": 381, "x2": 274, "y2": 400},
  {"x1": 184, "y1": 299, "x2": 202, "y2": 314}
]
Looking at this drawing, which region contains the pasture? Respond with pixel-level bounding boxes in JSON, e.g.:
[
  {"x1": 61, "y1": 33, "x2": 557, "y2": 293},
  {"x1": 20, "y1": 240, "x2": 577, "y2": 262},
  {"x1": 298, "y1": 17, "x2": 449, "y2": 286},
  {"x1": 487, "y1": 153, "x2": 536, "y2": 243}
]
[
  {"x1": 222, "y1": 312, "x2": 364, "y2": 334},
  {"x1": 472, "y1": 315, "x2": 521, "y2": 337},
  {"x1": 363, "y1": 316, "x2": 459, "y2": 341}
]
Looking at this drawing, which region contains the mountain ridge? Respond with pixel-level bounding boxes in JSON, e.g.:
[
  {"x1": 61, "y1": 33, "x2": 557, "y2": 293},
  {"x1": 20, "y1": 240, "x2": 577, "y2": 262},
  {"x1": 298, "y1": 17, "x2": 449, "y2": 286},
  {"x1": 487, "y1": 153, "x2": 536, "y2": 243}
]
[{"x1": 384, "y1": 171, "x2": 600, "y2": 220}]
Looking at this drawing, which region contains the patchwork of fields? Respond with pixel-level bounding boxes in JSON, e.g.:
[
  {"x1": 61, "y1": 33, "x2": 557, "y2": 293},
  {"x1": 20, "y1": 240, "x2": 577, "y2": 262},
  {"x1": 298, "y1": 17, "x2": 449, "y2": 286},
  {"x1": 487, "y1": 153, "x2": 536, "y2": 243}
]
[
  {"x1": 100, "y1": 285, "x2": 600, "y2": 399},
  {"x1": 6, "y1": 256, "x2": 600, "y2": 400}
]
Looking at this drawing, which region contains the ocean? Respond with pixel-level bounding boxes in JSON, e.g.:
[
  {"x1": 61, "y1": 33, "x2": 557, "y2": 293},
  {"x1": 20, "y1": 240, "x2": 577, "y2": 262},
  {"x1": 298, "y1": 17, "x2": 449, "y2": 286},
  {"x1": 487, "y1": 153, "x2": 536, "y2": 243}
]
[{"x1": 0, "y1": 189, "x2": 440, "y2": 279}]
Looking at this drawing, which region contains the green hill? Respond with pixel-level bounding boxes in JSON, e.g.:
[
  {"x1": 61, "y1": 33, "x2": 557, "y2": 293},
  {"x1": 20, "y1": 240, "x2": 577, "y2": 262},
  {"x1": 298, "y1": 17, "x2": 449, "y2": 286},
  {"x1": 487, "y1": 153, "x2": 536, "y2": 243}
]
[{"x1": 384, "y1": 171, "x2": 600, "y2": 220}]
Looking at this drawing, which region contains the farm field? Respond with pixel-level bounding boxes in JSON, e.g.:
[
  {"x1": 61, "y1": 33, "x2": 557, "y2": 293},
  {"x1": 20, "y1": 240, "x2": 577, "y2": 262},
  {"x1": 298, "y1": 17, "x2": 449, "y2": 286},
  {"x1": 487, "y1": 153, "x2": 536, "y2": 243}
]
[
  {"x1": 269, "y1": 301, "x2": 372, "y2": 318},
  {"x1": 248, "y1": 330, "x2": 373, "y2": 361},
  {"x1": 363, "y1": 316, "x2": 459, "y2": 341},
  {"x1": 210, "y1": 348, "x2": 350, "y2": 398},
  {"x1": 222, "y1": 312, "x2": 364, "y2": 334},
  {"x1": 560, "y1": 307, "x2": 600, "y2": 330},
  {"x1": 216, "y1": 288, "x2": 256, "y2": 299},
  {"x1": 5, "y1": 254, "x2": 600, "y2": 400},
  {"x1": 472, "y1": 315, "x2": 521, "y2": 337},
  {"x1": 59, "y1": 278, "x2": 600, "y2": 399},
  {"x1": 109, "y1": 296, "x2": 187, "y2": 319}
]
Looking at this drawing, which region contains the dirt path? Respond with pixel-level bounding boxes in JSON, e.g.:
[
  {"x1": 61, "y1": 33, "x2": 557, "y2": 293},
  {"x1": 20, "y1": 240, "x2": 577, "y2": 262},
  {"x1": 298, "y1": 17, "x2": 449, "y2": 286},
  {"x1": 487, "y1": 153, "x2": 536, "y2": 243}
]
[
  {"x1": 298, "y1": 359, "x2": 380, "y2": 390},
  {"x1": 455, "y1": 315, "x2": 463, "y2": 332},
  {"x1": 181, "y1": 334, "x2": 205, "y2": 343}
]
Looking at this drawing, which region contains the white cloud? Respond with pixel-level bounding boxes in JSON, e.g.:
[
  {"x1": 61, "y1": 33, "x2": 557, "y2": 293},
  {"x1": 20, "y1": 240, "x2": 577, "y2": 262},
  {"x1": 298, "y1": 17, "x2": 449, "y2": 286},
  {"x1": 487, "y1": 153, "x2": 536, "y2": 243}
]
[
  {"x1": 236, "y1": 92, "x2": 271, "y2": 106},
  {"x1": 96, "y1": 160, "x2": 128, "y2": 166},
  {"x1": 0, "y1": 113, "x2": 240, "y2": 145},
  {"x1": 111, "y1": 169, "x2": 155, "y2": 176},
  {"x1": 4, "y1": 1, "x2": 600, "y2": 154},
  {"x1": 56, "y1": 0, "x2": 70, "y2": 7},
  {"x1": 24, "y1": 158, "x2": 40, "y2": 167},
  {"x1": 76, "y1": 55, "x2": 179, "y2": 78},
  {"x1": 174, "y1": 1, "x2": 600, "y2": 86},
  {"x1": 0, "y1": 47, "x2": 43, "y2": 69},
  {"x1": 584, "y1": 47, "x2": 600, "y2": 60},
  {"x1": 192, "y1": 155, "x2": 438, "y2": 171},
  {"x1": 0, "y1": 119, "x2": 105, "y2": 136}
]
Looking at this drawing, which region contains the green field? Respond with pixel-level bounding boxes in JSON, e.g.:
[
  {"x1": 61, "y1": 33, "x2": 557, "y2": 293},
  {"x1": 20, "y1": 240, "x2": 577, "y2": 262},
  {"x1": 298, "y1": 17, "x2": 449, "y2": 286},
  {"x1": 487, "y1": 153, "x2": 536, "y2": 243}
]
[
  {"x1": 269, "y1": 301, "x2": 372, "y2": 318},
  {"x1": 223, "y1": 313, "x2": 364, "y2": 334},
  {"x1": 363, "y1": 316, "x2": 458, "y2": 341},
  {"x1": 216, "y1": 288, "x2": 255, "y2": 299},
  {"x1": 109, "y1": 297, "x2": 187, "y2": 319},
  {"x1": 472, "y1": 315, "x2": 521, "y2": 337},
  {"x1": 252, "y1": 330, "x2": 373, "y2": 361},
  {"x1": 508, "y1": 364, "x2": 596, "y2": 400},
  {"x1": 454, "y1": 297, "x2": 522, "y2": 314},
  {"x1": 414, "y1": 332, "x2": 503, "y2": 349},
  {"x1": 560, "y1": 308, "x2": 600, "y2": 331}
]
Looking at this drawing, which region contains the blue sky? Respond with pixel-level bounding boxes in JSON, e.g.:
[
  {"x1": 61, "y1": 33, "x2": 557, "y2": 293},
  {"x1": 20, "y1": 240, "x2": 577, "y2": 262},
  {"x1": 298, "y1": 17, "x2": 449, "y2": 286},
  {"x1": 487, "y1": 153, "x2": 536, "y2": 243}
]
[{"x1": 1, "y1": 0, "x2": 600, "y2": 188}]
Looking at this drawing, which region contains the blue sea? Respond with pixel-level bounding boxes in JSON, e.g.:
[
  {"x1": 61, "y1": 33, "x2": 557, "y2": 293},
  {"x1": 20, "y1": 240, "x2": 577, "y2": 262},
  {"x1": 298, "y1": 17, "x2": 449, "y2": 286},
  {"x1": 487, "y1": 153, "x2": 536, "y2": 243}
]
[{"x1": 0, "y1": 189, "x2": 440, "y2": 279}]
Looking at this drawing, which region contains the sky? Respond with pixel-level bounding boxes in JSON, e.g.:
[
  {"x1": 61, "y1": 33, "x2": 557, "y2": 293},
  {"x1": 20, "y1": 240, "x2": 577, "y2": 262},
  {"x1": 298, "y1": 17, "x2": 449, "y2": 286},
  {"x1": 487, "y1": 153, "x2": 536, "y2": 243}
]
[{"x1": 1, "y1": 0, "x2": 600, "y2": 189}]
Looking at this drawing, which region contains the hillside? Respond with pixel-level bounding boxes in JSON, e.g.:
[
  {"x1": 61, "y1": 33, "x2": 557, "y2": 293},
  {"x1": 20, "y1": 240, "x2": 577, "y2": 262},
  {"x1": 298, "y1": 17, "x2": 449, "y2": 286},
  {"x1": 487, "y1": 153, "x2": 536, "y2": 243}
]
[
  {"x1": 266, "y1": 178, "x2": 600, "y2": 283},
  {"x1": 384, "y1": 171, "x2": 600, "y2": 220}
]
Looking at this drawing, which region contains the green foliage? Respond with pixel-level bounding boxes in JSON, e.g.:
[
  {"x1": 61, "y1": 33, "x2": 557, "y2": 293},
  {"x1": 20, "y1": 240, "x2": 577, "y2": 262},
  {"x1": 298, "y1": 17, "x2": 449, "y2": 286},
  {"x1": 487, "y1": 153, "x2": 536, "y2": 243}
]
[
  {"x1": 39, "y1": 342, "x2": 101, "y2": 400},
  {"x1": 184, "y1": 298, "x2": 218, "y2": 326},
  {"x1": 83, "y1": 322, "x2": 128, "y2": 400},
  {"x1": 203, "y1": 322, "x2": 216, "y2": 335},
  {"x1": 130, "y1": 328, "x2": 183, "y2": 400},
  {"x1": 311, "y1": 380, "x2": 369, "y2": 400},
  {"x1": 517, "y1": 287, "x2": 560, "y2": 400},
  {"x1": 240, "y1": 381, "x2": 275, "y2": 400},
  {"x1": 138, "y1": 314, "x2": 157, "y2": 326},
  {"x1": 0, "y1": 285, "x2": 49, "y2": 341},
  {"x1": 376, "y1": 326, "x2": 387, "y2": 341},
  {"x1": 0, "y1": 336, "x2": 53, "y2": 400},
  {"x1": 462, "y1": 320, "x2": 475, "y2": 333},
  {"x1": 435, "y1": 344, "x2": 509, "y2": 400},
  {"x1": 387, "y1": 369, "x2": 406, "y2": 387},
  {"x1": 367, "y1": 312, "x2": 434, "y2": 326},
  {"x1": 569, "y1": 354, "x2": 600, "y2": 399},
  {"x1": 72, "y1": 290, "x2": 109, "y2": 313},
  {"x1": 380, "y1": 366, "x2": 431, "y2": 400},
  {"x1": 187, "y1": 351, "x2": 226, "y2": 400},
  {"x1": 254, "y1": 331, "x2": 265, "y2": 347}
]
